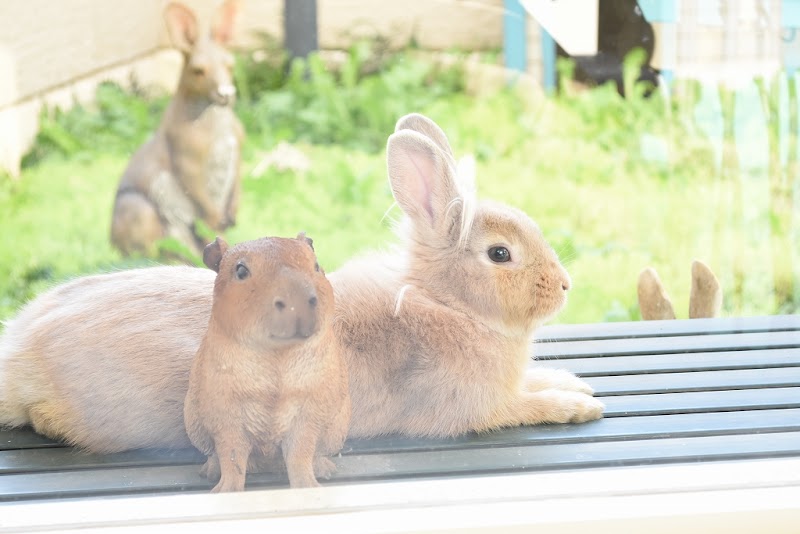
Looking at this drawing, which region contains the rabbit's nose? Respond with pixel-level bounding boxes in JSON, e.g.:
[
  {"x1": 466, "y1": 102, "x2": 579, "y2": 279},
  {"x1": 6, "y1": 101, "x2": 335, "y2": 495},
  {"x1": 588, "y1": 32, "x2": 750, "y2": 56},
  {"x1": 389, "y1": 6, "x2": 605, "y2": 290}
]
[{"x1": 561, "y1": 273, "x2": 572, "y2": 291}]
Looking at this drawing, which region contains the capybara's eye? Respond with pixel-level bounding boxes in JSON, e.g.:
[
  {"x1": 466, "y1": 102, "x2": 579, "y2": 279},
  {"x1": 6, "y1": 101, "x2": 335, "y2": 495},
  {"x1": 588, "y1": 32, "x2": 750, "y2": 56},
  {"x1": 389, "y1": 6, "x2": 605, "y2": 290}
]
[
  {"x1": 488, "y1": 246, "x2": 511, "y2": 263},
  {"x1": 314, "y1": 262, "x2": 320, "y2": 272},
  {"x1": 235, "y1": 262, "x2": 250, "y2": 280}
]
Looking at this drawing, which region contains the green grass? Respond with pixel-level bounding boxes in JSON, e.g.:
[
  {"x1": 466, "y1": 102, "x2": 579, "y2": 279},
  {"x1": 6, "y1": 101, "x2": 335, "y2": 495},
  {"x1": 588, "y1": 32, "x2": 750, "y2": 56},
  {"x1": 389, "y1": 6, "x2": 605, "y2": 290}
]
[{"x1": 2, "y1": 47, "x2": 798, "y2": 325}]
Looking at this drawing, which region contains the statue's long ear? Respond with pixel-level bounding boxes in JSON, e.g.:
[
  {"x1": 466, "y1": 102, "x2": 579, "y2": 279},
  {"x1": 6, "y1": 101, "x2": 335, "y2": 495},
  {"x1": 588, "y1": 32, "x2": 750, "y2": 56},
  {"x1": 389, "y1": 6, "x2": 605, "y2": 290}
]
[
  {"x1": 211, "y1": 0, "x2": 242, "y2": 45},
  {"x1": 203, "y1": 237, "x2": 229, "y2": 273},
  {"x1": 689, "y1": 260, "x2": 722, "y2": 318},
  {"x1": 638, "y1": 267, "x2": 676, "y2": 320},
  {"x1": 164, "y1": 2, "x2": 198, "y2": 53}
]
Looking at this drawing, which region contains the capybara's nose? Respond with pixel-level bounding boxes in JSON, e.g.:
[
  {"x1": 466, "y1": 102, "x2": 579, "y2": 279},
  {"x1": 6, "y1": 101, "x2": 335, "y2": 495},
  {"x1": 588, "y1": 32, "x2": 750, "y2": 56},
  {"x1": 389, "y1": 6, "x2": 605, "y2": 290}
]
[
  {"x1": 295, "y1": 315, "x2": 316, "y2": 338},
  {"x1": 271, "y1": 287, "x2": 319, "y2": 339},
  {"x1": 296, "y1": 291, "x2": 319, "y2": 338}
]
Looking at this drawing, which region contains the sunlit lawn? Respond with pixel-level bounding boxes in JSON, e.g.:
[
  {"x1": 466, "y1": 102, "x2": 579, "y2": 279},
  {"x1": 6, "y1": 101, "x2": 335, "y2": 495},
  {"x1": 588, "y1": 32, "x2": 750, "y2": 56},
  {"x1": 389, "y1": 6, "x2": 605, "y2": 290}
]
[{"x1": 2, "y1": 83, "x2": 798, "y2": 324}]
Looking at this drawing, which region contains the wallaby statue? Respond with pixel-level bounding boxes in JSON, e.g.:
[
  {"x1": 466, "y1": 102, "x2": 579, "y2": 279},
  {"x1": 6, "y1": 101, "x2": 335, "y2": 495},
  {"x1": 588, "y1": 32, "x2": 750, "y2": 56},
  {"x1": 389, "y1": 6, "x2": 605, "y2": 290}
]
[
  {"x1": 111, "y1": 0, "x2": 244, "y2": 257},
  {"x1": 638, "y1": 260, "x2": 723, "y2": 320}
]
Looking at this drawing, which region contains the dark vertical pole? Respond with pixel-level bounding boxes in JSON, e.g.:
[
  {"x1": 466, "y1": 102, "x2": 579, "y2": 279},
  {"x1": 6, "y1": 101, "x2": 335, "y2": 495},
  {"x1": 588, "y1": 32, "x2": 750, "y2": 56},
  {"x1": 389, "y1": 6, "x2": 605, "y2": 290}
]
[{"x1": 284, "y1": 0, "x2": 318, "y2": 60}]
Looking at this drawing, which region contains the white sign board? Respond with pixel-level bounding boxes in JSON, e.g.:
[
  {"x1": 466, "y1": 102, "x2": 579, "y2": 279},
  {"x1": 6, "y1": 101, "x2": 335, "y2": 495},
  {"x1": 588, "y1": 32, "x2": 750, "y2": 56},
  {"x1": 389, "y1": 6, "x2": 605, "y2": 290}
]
[{"x1": 519, "y1": 0, "x2": 599, "y2": 56}]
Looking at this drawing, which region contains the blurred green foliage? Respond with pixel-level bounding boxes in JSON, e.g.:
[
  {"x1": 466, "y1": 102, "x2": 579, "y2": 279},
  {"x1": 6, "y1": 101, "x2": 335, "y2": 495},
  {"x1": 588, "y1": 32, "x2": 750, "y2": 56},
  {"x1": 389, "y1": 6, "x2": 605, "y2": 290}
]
[{"x1": 1, "y1": 42, "x2": 797, "y2": 324}]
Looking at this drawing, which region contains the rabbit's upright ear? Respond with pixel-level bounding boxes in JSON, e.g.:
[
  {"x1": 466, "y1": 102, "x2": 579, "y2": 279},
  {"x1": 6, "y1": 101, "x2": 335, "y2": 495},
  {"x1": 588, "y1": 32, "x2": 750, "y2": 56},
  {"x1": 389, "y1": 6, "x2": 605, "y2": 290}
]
[
  {"x1": 387, "y1": 130, "x2": 460, "y2": 233},
  {"x1": 395, "y1": 114, "x2": 454, "y2": 159},
  {"x1": 638, "y1": 267, "x2": 676, "y2": 320},
  {"x1": 689, "y1": 260, "x2": 722, "y2": 318},
  {"x1": 164, "y1": 3, "x2": 198, "y2": 53}
]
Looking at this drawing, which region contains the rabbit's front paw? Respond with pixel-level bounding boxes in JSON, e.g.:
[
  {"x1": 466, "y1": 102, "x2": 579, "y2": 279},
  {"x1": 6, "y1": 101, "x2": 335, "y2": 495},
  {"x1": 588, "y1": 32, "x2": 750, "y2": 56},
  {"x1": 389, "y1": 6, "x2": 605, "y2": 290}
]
[
  {"x1": 566, "y1": 393, "x2": 605, "y2": 423},
  {"x1": 501, "y1": 390, "x2": 605, "y2": 428},
  {"x1": 525, "y1": 368, "x2": 595, "y2": 395}
]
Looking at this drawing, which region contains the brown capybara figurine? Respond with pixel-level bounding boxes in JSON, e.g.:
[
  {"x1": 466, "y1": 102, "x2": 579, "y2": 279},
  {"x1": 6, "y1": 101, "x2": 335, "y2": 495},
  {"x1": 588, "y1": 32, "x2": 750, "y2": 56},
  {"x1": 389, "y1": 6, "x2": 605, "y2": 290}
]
[{"x1": 183, "y1": 234, "x2": 350, "y2": 492}]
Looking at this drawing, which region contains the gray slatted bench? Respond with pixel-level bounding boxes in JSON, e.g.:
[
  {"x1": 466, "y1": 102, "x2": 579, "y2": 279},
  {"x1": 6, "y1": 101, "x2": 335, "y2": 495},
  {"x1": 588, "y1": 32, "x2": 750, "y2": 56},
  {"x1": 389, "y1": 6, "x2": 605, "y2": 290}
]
[{"x1": 1, "y1": 315, "x2": 799, "y2": 531}]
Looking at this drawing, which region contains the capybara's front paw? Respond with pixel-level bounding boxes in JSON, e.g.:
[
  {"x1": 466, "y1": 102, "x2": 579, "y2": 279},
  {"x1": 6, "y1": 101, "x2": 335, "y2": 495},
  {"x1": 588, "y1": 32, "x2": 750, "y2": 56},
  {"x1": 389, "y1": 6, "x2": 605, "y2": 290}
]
[
  {"x1": 313, "y1": 456, "x2": 337, "y2": 480},
  {"x1": 200, "y1": 456, "x2": 221, "y2": 482},
  {"x1": 211, "y1": 474, "x2": 245, "y2": 493}
]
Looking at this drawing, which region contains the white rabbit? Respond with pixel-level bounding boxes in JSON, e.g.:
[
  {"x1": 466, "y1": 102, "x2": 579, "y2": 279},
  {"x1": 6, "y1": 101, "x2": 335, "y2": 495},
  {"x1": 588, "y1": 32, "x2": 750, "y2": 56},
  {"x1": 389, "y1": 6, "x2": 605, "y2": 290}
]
[{"x1": 330, "y1": 113, "x2": 603, "y2": 438}]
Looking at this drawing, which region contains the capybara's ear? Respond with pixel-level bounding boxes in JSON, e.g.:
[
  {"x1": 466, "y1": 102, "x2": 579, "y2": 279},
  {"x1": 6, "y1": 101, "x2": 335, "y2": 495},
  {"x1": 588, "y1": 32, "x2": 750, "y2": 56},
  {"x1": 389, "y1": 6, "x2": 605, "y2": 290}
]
[
  {"x1": 203, "y1": 237, "x2": 229, "y2": 273},
  {"x1": 296, "y1": 231, "x2": 314, "y2": 251}
]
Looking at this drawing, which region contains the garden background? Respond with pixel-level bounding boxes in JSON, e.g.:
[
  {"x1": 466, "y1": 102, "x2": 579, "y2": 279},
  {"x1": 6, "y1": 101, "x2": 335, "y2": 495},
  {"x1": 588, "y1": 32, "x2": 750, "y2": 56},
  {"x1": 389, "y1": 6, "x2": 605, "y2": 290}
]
[{"x1": 1, "y1": 0, "x2": 798, "y2": 324}]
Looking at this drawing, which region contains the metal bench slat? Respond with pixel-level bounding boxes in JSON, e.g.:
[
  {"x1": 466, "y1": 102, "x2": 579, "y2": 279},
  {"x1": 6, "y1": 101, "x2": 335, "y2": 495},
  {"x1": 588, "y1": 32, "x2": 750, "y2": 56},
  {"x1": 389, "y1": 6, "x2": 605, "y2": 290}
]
[
  {"x1": 533, "y1": 331, "x2": 800, "y2": 359},
  {"x1": 338, "y1": 430, "x2": 800, "y2": 478},
  {"x1": 0, "y1": 447, "x2": 204, "y2": 474},
  {"x1": 0, "y1": 465, "x2": 204, "y2": 502},
  {"x1": 586, "y1": 367, "x2": 800, "y2": 395},
  {"x1": 341, "y1": 408, "x2": 800, "y2": 453},
  {"x1": 600, "y1": 387, "x2": 800, "y2": 416},
  {"x1": 3, "y1": 430, "x2": 800, "y2": 502},
  {"x1": 1, "y1": 428, "x2": 61, "y2": 450},
  {"x1": 4, "y1": 408, "x2": 799, "y2": 467},
  {"x1": 536, "y1": 348, "x2": 800, "y2": 376},
  {"x1": 537, "y1": 315, "x2": 800, "y2": 341}
]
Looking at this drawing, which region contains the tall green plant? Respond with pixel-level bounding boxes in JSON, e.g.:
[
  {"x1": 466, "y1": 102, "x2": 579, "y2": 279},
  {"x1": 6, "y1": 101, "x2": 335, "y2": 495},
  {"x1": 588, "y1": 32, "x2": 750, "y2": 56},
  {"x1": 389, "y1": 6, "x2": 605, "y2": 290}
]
[
  {"x1": 239, "y1": 40, "x2": 465, "y2": 152},
  {"x1": 755, "y1": 75, "x2": 798, "y2": 310},
  {"x1": 22, "y1": 82, "x2": 168, "y2": 167}
]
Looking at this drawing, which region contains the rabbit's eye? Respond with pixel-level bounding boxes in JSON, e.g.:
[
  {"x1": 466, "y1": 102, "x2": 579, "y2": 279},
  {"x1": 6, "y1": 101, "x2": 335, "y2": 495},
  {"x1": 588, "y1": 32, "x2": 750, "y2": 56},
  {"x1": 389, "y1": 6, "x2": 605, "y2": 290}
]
[
  {"x1": 488, "y1": 246, "x2": 511, "y2": 263},
  {"x1": 191, "y1": 66, "x2": 205, "y2": 76},
  {"x1": 235, "y1": 262, "x2": 250, "y2": 280}
]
